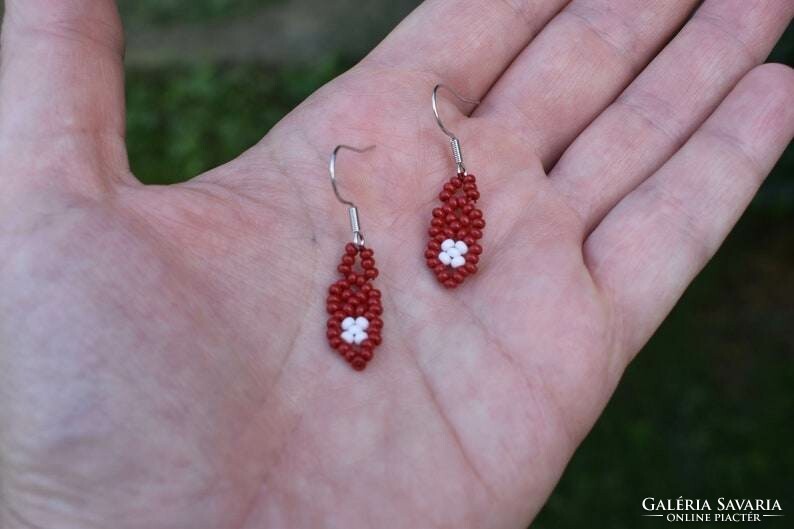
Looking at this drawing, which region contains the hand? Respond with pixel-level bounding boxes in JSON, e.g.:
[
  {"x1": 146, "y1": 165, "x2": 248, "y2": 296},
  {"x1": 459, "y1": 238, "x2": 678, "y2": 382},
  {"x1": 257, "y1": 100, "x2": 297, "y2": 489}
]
[{"x1": 1, "y1": 1, "x2": 792, "y2": 527}]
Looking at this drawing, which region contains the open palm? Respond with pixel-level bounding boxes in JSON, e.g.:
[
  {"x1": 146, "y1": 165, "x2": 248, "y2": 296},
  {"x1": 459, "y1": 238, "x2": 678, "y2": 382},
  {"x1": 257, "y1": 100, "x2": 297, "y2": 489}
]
[{"x1": 2, "y1": 1, "x2": 793, "y2": 528}]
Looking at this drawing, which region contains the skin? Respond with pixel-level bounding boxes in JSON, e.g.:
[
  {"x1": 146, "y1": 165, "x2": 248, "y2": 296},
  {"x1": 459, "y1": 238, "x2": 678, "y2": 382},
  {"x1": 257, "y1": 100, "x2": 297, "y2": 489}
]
[{"x1": 0, "y1": 0, "x2": 792, "y2": 527}]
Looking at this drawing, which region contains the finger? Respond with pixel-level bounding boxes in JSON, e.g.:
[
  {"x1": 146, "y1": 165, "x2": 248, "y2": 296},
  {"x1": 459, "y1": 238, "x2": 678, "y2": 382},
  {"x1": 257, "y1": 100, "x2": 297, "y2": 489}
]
[
  {"x1": 475, "y1": 0, "x2": 699, "y2": 168},
  {"x1": 550, "y1": 0, "x2": 794, "y2": 234},
  {"x1": 585, "y1": 64, "x2": 794, "y2": 360},
  {"x1": 363, "y1": 0, "x2": 571, "y2": 99},
  {"x1": 0, "y1": 0, "x2": 130, "y2": 195}
]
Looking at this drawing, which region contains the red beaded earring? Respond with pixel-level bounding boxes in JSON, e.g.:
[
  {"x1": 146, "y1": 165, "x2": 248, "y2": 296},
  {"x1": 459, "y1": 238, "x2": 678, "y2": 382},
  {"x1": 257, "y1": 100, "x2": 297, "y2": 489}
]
[
  {"x1": 325, "y1": 145, "x2": 383, "y2": 372},
  {"x1": 425, "y1": 84, "x2": 485, "y2": 289}
]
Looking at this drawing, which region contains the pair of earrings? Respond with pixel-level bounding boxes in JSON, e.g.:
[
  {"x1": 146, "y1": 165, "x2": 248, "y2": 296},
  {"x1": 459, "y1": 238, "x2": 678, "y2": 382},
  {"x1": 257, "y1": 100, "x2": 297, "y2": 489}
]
[{"x1": 325, "y1": 85, "x2": 486, "y2": 371}]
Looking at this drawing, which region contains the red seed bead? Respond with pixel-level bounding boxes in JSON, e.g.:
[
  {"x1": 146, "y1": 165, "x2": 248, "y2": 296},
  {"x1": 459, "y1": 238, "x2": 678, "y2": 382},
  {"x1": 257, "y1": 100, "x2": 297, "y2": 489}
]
[
  {"x1": 470, "y1": 244, "x2": 482, "y2": 255},
  {"x1": 444, "y1": 279, "x2": 457, "y2": 288},
  {"x1": 333, "y1": 310, "x2": 346, "y2": 320},
  {"x1": 429, "y1": 227, "x2": 441, "y2": 237},
  {"x1": 472, "y1": 219, "x2": 485, "y2": 229},
  {"x1": 364, "y1": 269, "x2": 378, "y2": 279},
  {"x1": 327, "y1": 303, "x2": 340, "y2": 314},
  {"x1": 364, "y1": 311, "x2": 376, "y2": 321},
  {"x1": 329, "y1": 285, "x2": 342, "y2": 296},
  {"x1": 369, "y1": 334, "x2": 382, "y2": 346},
  {"x1": 465, "y1": 263, "x2": 478, "y2": 274},
  {"x1": 360, "y1": 348, "x2": 373, "y2": 361},
  {"x1": 345, "y1": 243, "x2": 358, "y2": 256},
  {"x1": 426, "y1": 258, "x2": 439, "y2": 268},
  {"x1": 330, "y1": 337, "x2": 342, "y2": 348},
  {"x1": 439, "y1": 191, "x2": 452, "y2": 201},
  {"x1": 467, "y1": 254, "x2": 479, "y2": 264},
  {"x1": 351, "y1": 357, "x2": 367, "y2": 371},
  {"x1": 342, "y1": 255, "x2": 355, "y2": 265},
  {"x1": 361, "y1": 283, "x2": 372, "y2": 292},
  {"x1": 441, "y1": 204, "x2": 453, "y2": 214},
  {"x1": 369, "y1": 289, "x2": 381, "y2": 299},
  {"x1": 345, "y1": 351, "x2": 357, "y2": 362},
  {"x1": 360, "y1": 248, "x2": 374, "y2": 259},
  {"x1": 470, "y1": 229, "x2": 483, "y2": 239},
  {"x1": 432, "y1": 208, "x2": 444, "y2": 218},
  {"x1": 338, "y1": 264, "x2": 351, "y2": 274}
]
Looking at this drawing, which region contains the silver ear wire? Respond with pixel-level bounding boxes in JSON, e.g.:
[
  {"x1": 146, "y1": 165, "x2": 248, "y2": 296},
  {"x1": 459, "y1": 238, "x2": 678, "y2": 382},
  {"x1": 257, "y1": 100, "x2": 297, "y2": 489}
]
[
  {"x1": 329, "y1": 144, "x2": 375, "y2": 247},
  {"x1": 432, "y1": 84, "x2": 480, "y2": 175}
]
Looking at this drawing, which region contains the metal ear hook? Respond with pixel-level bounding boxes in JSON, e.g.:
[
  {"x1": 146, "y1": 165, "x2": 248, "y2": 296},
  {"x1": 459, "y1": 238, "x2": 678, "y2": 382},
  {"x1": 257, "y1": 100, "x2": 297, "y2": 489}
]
[
  {"x1": 432, "y1": 84, "x2": 480, "y2": 174},
  {"x1": 329, "y1": 144, "x2": 375, "y2": 247}
]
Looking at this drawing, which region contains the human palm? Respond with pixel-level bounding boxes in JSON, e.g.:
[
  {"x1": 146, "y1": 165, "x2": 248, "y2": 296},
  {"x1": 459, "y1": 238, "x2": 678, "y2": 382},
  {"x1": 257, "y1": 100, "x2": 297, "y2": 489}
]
[{"x1": 1, "y1": 1, "x2": 793, "y2": 528}]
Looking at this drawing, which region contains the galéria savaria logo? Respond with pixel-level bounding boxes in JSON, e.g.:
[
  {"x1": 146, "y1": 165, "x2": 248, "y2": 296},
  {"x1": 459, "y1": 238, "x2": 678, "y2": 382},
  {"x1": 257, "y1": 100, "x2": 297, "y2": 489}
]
[{"x1": 642, "y1": 497, "x2": 784, "y2": 523}]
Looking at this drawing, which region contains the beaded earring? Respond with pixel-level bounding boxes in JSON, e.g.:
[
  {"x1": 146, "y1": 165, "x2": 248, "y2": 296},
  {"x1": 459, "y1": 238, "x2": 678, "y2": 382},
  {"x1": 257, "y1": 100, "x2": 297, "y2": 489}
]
[
  {"x1": 424, "y1": 84, "x2": 486, "y2": 289},
  {"x1": 325, "y1": 145, "x2": 383, "y2": 371}
]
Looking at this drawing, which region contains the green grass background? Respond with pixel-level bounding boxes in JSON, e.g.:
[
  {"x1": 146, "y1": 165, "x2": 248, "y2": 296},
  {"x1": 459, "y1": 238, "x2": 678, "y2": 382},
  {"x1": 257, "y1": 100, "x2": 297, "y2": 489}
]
[{"x1": 119, "y1": 2, "x2": 792, "y2": 526}]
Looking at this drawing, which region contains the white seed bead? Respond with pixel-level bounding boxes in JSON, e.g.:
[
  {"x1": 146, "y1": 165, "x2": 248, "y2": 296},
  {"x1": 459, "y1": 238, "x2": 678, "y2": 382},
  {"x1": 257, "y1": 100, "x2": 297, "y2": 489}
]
[
  {"x1": 341, "y1": 330, "x2": 355, "y2": 344},
  {"x1": 446, "y1": 247, "x2": 461, "y2": 259},
  {"x1": 438, "y1": 251, "x2": 452, "y2": 265},
  {"x1": 454, "y1": 241, "x2": 468, "y2": 255},
  {"x1": 355, "y1": 316, "x2": 369, "y2": 330},
  {"x1": 451, "y1": 255, "x2": 466, "y2": 268},
  {"x1": 341, "y1": 317, "x2": 356, "y2": 330},
  {"x1": 441, "y1": 239, "x2": 455, "y2": 251},
  {"x1": 354, "y1": 331, "x2": 368, "y2": 345}
]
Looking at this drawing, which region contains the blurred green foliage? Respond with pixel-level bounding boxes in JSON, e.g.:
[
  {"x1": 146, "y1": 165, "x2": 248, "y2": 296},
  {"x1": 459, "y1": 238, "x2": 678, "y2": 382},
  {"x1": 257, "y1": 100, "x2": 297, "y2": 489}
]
[
  {"x1": 126, "y1": 57, "x2": 352, "y2": 184},
  {"x1": 118, "y1": 0, "x2": 281, "y2": 25}
]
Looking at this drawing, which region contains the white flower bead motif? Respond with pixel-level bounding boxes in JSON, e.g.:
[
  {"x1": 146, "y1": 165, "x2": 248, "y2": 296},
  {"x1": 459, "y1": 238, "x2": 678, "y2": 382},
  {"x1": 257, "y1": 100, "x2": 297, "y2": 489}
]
[
  {"x1": 340, "y1": 316, "x2": 369, "y2": 345},
  {"x1": 438, "y1": 239, "x2": 469, "y2": 269}
]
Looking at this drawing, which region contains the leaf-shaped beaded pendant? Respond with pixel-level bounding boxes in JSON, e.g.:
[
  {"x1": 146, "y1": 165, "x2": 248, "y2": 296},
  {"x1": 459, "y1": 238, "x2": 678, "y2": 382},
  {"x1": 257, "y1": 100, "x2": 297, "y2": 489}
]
[
  {"x1": 425, "y1": 171, "x2": 485, "y2": 288},
  {"x1": 426, "y1": 84, "x2": 485, "y2": 288},
  {"x1": 326, "y1": 243, "x2": 383, "y2": 371}
]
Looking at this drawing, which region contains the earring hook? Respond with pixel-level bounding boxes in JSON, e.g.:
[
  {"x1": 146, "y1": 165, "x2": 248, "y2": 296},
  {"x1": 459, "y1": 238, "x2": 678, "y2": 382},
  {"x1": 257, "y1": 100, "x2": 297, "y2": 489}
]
[
  {"x1": 432, "y1": 84, "x2": 480, "y2": 174},
  {"x1": 329, "y1": 144, "x2": 375, "y2": 247}
]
